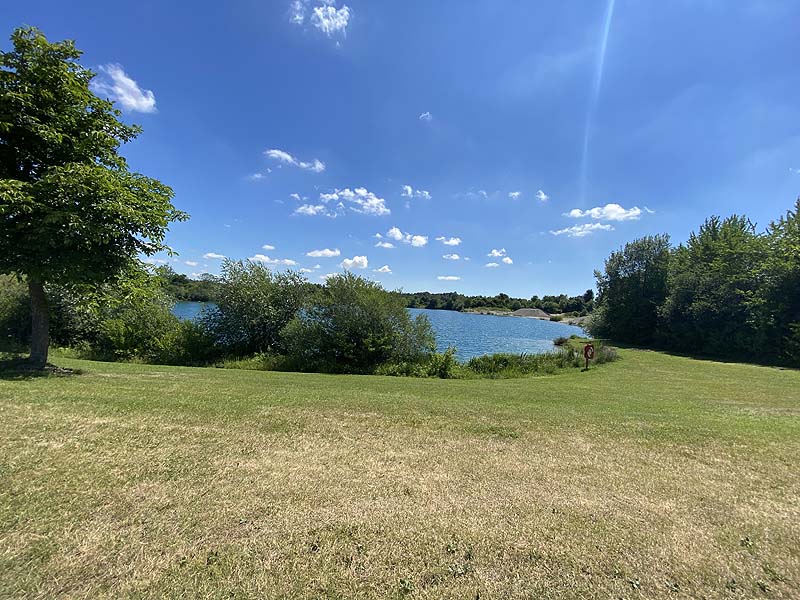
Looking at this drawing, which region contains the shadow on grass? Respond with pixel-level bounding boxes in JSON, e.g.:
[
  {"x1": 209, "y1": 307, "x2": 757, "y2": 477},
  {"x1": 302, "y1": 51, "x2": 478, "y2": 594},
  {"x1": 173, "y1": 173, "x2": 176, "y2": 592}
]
[
  {"x1": 605, "y1": 341, "x2": 799, "y2": 371},
  {"x1": 0, "y1": 357, "x2": 83, "y2": 380}
]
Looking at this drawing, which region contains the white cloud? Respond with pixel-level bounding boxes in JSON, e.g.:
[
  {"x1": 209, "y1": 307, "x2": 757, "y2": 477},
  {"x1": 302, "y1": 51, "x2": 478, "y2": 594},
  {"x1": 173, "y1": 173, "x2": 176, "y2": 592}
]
[
  {"x1": 299, "y1": 268, "x2": 314, "y2": 273},
  {"x1": 91, "y1": 64, "x2": 156, "y2": 113},
  {"x1": 566, "y1": 203, "x2": 642, "y2": 221},
  {"x1": 550, "y1": 223, "x2": 614, "y2": 237},
  {"x1": 290, "y1": 1, "x2": 351, "y2": 37},
  {"x1": 248, "y1": 173, "x2": 265, "y2": 181},
  {"x1": 265, "y1": 148, "x2": 326, "y2": 173},
  {"x1": 437, "y1": 275, "x2": 460, "y2": 281},
  {"x1": 294, "y1": 204, "x2": 328, "y2": 216},
  {"x1": 485, "y1": 262, "x2": 499, "y2": 268},
  {"x1": 436, "y1": 236, "x2": 462, "y2": 246},
  {"x1": 375, "y1": 241, "x2": 395, "y2": 249},
  {"x1": 790, "y1": 167, "x2": 800, "y2": 175},
  {"x1": 318, "y1": 187, "x2": 390, "y2": 216},
  {"x1": 374, "y1": 265, "x2": 392, "y2": 274},
  {"x1": 443, "y1": 254, "x2": 460, "y2": 260},
  {"x1": 384, "y1": 226, "x2": 427, "y2": 247},
  {"x1": 340, "y1": 255, "x2": 368, "y2": 269},
  {"x1": 419, "y1": 111, "x2": 433, "y2": 122},
  {"x1": 311, "y1": 4, "x2": 351, "y2": 36},
  {"x1": 307, "y1": 248, "x2": 340, "y2": 258},
  {"x1": 289, "y1": 193, "x2": 301, "y2": 201},
  {"x1": 185, "y1": 261, "x2": 199, "y2": 267},
  {"x1": 401, "y1": 185, "x2": 431, "y2": 200},
  {"x1": 249, "y1": 254, "x2": 298, "y2": 266},
  {"x1": 487, "y1": 248, "x2": 507, "y2": 257},
  {"x1": 508, "y1": 191, "x2": 522, "y2": 200},
  {"x1": 536, "y1": 190, "x2": 549, "y2": 202},
  {"x1": 262, "y1": 244, "x2": 276, "y2": 251},
  {"x1": 203, "y1": 252, "x2": 225, "y2": 259},
  {"x1": 502, "y1": 256, "x2": 513, "y2": 265},
  {"x1": 319, "y1": 273, "x2": 337, "y2": 280},
  {"x1": 144, "y1": 258, "x2": 168, "y2": 265}
]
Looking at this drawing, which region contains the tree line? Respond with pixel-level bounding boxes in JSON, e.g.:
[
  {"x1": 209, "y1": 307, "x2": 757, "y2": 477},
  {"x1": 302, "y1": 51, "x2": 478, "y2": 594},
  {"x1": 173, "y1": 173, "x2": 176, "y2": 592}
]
[
  {"x1": 589, "y1": 201, "x2": 800, "y2": 366},
  {"x1": 401, "y1": 290, "x2": 595, "y2": 315}
]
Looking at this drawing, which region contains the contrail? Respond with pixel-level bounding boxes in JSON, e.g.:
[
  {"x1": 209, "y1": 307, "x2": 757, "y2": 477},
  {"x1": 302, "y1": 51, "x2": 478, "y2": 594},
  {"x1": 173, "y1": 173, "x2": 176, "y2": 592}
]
[{"x1": 579, "y1": 0, "x2": 616, "y2": 204}]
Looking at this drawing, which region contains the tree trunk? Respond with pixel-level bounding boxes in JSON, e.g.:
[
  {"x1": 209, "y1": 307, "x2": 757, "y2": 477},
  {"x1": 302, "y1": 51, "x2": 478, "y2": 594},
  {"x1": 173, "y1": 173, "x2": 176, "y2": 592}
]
[{"x1": 28, "y1": 277, "x2": 49, "y2": 368}]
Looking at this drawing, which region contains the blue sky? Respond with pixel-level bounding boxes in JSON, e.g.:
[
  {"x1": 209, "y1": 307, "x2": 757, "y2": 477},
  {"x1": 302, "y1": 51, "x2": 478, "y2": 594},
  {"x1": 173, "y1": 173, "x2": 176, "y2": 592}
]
[{"x1": 4, "y1": 0, "x2": 799, "y2": 296}]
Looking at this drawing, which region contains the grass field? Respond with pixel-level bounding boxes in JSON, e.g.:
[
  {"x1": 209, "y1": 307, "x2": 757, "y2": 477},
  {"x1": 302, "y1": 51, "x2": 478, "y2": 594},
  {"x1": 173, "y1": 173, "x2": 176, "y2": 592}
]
[{"x1": 1, "y1": 350, "x2": 798, "y2": 599}]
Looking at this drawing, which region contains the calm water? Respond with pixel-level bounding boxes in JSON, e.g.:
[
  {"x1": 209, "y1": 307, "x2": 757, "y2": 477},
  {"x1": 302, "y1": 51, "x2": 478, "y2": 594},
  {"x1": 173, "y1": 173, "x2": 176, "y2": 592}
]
[{"x1": 172, "y1": 302, "x2": 585, "y2": 361}]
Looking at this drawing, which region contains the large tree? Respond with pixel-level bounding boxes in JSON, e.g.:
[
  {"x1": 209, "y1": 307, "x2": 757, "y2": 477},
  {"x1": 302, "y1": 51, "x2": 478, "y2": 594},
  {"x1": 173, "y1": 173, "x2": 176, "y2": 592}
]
[{"x1": 0, "y1": 27, "x2": 185, "y2": 366}]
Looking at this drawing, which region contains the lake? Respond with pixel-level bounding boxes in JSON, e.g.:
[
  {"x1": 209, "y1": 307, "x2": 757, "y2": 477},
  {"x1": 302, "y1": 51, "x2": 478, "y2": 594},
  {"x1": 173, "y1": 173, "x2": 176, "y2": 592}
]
[{"x1": 172, "y1": 302, "x2": 585, "y2": 361}]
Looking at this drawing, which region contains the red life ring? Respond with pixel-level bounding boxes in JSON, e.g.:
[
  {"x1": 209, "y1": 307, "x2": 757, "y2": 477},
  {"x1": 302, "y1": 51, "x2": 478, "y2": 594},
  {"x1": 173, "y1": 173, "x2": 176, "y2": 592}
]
[{"x1": 584, "y1": 344, "x2": 595, "y2": 360}]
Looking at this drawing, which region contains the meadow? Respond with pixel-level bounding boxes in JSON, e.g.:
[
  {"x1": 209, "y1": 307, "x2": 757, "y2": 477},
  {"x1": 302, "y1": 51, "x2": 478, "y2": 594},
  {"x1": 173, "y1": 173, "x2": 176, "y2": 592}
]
[{"x1": 1, "y1": 349, "x2": 798, "y2": 598}]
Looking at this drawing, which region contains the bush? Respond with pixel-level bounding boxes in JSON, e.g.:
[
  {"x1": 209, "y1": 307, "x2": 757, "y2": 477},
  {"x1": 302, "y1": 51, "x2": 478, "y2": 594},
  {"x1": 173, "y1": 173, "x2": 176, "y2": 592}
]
[
  {"x1": 426, "y1": 347, "x2": 458, "y2": 378},
  {"x1": 0, "y1": 274, "x2": 30, "y2": 348},
  {"x1": 553, "y1": 336, "x2": 569, "y2": 346},
  {"x1": 281, "y1": 272, "x2": 435, "y2": 374},
  {"x1": 201, "y1": 260, "x2": 308, "y2": 356},
  {"x1": 549, "y1": 315, "x2": 563, "y2": 322}
]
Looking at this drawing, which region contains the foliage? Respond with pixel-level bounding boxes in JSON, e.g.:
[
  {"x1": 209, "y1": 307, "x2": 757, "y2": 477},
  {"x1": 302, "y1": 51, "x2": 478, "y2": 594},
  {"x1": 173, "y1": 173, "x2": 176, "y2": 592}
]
[
  {"x1": 47, "y1": 266, "x2": 214, "y2": 364},
  {"x1": 589, "y1": 234, "x2": 671, "y2": 345},
  {"x1": 590, "y1": 200, "x2": 800, "y2": 365},
  {"x1": 282, "y1": 272, "x2": 435, "y2": 373},
  {"x1": 201, "y1": 260, "x2": 309, "y2": 356},
  {"x1": 0, "y1": 274, "x2": 29, "y2": 346},
  {"x1": 659, "y1": 215, "x2": 766, "y2": 358},
  {"x1": 0, "y1": 26, "x2": 185, "y2": 284},
  {"x1": 401, "y1": 289, "x2": 595, "y2": 315},
  {"x1": 155, "y1": 266, "x2": 218, "y2": 301}
]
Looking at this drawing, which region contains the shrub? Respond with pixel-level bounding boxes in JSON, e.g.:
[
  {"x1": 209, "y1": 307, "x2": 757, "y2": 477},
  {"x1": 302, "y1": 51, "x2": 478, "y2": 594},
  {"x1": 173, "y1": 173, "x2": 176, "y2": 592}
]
[
  {"x1": 426, "y1": 347, "x2": 458, "y2": 378},
  {"x1": 549, "y1": 315, "x2": 563, "y2": 322},
  {"x1": 553, "y1": 336, "x2": 569, "y2": 346},
  {"x1": 281, "y1": 272, "x2": 435, "y2": 373},
  {"x1": 201, "y1": 260, "x2": 308, "y2": 356},
  {"x1": 0, "y1": 274, "x2": 30, "y2": 347}
]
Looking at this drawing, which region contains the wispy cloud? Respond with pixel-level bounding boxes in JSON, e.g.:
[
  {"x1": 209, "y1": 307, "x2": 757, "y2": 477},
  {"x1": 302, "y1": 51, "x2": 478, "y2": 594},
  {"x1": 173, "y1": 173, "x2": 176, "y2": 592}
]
[
  {"x1": 91, "y1": 64, "x2": 156, "y2": 113},
  {"x1": 565, "y1": 203, "x2": 642, "y2": 221},
  {"x1": 508, "y1": 191, "x2": 522, "y2": 200},
  {"x1": 374, "y1": 265, "x2": 392, "y2": 274},
  {"x1": 316, "y1": 188, "x2": 390, "y2": 216},
  {"x1": 485, "y1": 262, "x2": 499, "y2": 268},
  {"x1": 290, "y1": 1, "x2": 351, "y2": 36},
  {"x1": 419, "y1": 111, "x2": 433, "y2": 122},
  {"x1": 265, "y1": 148, "x2": 326, "y2": 173},
  {"x1": 401, "y1": 185, "x2": 431, "y2": 200},
  {"x1": 307, "y1": 248, "x2": 340, "y2": 258},
  {"x1": 536, "y1": 190, "x2": 549, "y2": 202},
  {"x1": 437, "y1": 275, "x2": 460, "y2": 281},
  {"x1": 487, "y1": 248, "x2": 507, "y2": 257},
  {"x1": 435, "y1": 236, "x2": 462, "y2": 246},
  {"x1": 262, "y1": 244, "x2": 276, "y2": 251},
  {"x1": 375, "y1": 241, "x2": 395, "y2": 249},
  {"x1": 443, "y1": 254, "x2": 461, "y2": 260},
  {"x1": 185, "y1": 261, "x2": 199, "y2": 267},
  {"x1": 340, "y1": 255, "x2": 368, "y2": 269},
  {"x1": 249, "y1": 254, "x2": 298, "y2": 266},
  {"x1": 294, "y1": 204, "x2": 328, "y2": 216},
  {"x1": 550, "y1": 223, "x2": 614, "y2": 237},
  {"x1": 203, "y1": 252, "x2": 225, "y2": 259},
  {"x1": 502, "y1": 257, "x2": 513, "y2": 265},
  {"x1": 386, "y1": 226, "x2": 427, "y2": 247}
]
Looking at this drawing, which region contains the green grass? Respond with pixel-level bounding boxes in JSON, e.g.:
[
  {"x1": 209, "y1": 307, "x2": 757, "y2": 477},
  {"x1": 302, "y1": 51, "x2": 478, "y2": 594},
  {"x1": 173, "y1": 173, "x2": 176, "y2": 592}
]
[{"x1": 1, "y1": 350, "x2": 798, "y2": 598}]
